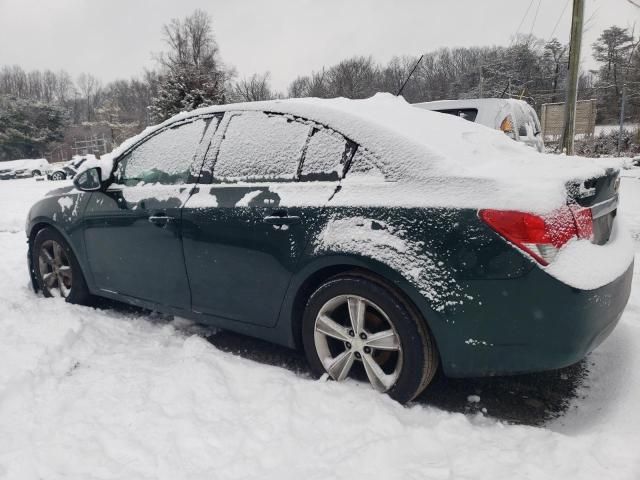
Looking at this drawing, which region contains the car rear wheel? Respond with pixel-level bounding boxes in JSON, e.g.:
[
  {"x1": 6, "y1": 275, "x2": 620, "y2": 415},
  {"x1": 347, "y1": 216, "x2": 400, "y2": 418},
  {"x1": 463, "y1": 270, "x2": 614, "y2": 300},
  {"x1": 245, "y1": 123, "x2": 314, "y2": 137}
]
[
  {"x1": 302, "y1": 275, "x2": 439, "y2": 404},
  {"x1": 51, "y1": 171, "x2": 66, "y2": 181},
  {"x1": 32, "y1": 227, "x2": 91, "y2": 304}
]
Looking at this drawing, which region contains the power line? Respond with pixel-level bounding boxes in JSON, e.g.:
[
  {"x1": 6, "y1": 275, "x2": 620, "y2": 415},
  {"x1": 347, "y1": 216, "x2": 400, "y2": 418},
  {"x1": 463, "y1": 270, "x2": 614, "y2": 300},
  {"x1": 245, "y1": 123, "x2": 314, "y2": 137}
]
[
  {"x1": 548, "y1": 0, "x2": 571, "y2": 41},
  {"x1": 529, "y1": 0, "x2": 542, "y2": 37},
  {"x1": 515, "y1": 0, "x2": 535, "y2": 38}
]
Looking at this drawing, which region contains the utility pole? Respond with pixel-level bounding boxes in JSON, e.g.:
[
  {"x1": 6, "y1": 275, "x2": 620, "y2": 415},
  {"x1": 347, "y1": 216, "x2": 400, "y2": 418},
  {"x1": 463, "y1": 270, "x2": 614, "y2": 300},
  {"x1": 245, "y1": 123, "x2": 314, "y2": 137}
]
[
  {"x1": 618, "y1": 82, "x2": 627, "y2": 156},
  {"x1": 561, "y1": 0, "x2": 585, "y2": 155}
]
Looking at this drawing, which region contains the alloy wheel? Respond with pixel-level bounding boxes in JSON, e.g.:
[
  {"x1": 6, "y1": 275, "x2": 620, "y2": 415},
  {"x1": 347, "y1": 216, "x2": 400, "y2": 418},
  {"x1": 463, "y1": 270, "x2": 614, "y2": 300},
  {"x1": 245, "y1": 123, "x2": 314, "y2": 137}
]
[
  {"x1": 52, "y1": 172, "x2": 65, "y2": 181},
  {"x1": 37, "y1": 239, "x2": 73, "y2": 298},
  {"x1": 313, "y1": 294, "x2": 403, "y2": 392}
]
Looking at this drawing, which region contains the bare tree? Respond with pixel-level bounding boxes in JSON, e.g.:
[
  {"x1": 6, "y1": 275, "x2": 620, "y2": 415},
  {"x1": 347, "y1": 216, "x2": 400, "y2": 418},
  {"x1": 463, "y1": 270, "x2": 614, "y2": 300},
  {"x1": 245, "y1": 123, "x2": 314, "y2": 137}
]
[
  {"x1": 77, "y1": 73, "x2": 101, "y2": 122},
  {"x1": 326, "y1": 56, "x2": 379, "y2": 98},
  {"x1": 288, "y1": 69, "x2": 328, "y2": 98},
  {"x1": 233, "y1": 72, "x2": 274, "y2": 101},
  {"x1": 150, "y1": 9, "x2": 229, "y2": 121}
]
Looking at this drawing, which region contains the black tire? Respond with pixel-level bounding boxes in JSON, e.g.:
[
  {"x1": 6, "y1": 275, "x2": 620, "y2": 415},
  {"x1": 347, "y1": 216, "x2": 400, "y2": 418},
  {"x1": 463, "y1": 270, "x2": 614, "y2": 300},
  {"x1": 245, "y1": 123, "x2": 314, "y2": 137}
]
[
  {"x1": 302, "y1": 274, "x2": 439, "y2": 404},
  {"x1": 31, "y1": 170, "x2": 41, "y2": 177},
  {"x1": 31, "y1": 227, "x2": 92, "y2": 305},
  {"x1": 51, "y1": 172, "x2": 66, "y2": 181}
]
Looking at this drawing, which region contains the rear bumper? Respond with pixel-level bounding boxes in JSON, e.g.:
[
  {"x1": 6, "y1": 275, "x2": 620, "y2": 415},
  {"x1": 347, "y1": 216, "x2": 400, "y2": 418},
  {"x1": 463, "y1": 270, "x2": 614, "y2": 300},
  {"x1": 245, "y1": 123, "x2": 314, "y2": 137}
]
[{"x1": 437, "y1": 260, "x2": 634, "y2": 377}]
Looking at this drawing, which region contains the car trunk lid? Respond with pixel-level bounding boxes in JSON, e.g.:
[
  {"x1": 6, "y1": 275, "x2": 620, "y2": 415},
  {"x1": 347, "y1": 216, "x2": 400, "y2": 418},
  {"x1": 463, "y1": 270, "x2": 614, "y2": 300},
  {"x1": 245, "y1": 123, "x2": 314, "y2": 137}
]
[{"x1": 566, "y1": 167, "x2": 619, "y2": 246}]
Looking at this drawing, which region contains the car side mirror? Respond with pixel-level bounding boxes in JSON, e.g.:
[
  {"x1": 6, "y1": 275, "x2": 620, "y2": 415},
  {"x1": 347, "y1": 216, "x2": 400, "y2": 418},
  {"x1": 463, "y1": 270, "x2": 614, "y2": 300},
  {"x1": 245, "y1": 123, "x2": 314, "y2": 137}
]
[{"x1": 73, "y1": 167, "x2": 102, "y2": 191}]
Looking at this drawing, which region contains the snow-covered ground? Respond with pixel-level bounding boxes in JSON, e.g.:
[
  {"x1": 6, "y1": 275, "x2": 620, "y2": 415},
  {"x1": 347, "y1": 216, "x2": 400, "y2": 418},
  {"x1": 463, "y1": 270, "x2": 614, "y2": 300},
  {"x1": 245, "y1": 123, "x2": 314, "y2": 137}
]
[
  {"x1": 594, "y1": 123, "x2": 639, "y2": 136},
  {"x1": 0, "y1": 176, "x2": 639, "y2": 479}
]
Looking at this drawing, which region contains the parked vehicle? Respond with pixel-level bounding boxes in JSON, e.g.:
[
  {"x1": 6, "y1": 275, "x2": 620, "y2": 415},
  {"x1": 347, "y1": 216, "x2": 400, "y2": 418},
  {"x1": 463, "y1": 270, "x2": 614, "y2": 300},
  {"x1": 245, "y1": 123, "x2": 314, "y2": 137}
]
[
  {"x1": 25, "y1": 95, "x2": 633, "y2": 403},
  {"x1": 413, "y1": 98, "x2": 545, "y2": 152},
  {"x1": 0, "y1": 158, "x2": 50, "y2": 180},
  {"x1": 48, "y1": 155, "x2": 93, "y2": 181}
]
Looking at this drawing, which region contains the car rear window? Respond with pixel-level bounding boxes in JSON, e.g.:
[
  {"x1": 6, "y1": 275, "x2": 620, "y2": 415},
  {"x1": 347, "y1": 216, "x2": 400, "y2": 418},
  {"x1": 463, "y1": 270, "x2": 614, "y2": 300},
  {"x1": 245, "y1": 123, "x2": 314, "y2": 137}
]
[
  {"x1": 435, "y1": 108, "x2": 478, "y2": 122},
  {"x1": 213, "y1": 112, "x2": 309, "y2": 182}
]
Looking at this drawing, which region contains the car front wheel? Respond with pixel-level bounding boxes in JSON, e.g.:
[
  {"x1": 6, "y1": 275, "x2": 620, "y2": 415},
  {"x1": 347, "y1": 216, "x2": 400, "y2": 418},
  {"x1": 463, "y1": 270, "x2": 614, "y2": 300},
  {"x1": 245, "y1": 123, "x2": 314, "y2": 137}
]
[
  {"x1": 31, "y1": 170, "x2": 41, "y2": 177},
  {"x1": 32, "y1": 227, "x2": 91, "y2": 304},
  {"x1": 302, "y1": 274, "x2": 439, "y2": 404},
  {"x1": 51, "y1": 172, "x2": 66, "y2": 181}
]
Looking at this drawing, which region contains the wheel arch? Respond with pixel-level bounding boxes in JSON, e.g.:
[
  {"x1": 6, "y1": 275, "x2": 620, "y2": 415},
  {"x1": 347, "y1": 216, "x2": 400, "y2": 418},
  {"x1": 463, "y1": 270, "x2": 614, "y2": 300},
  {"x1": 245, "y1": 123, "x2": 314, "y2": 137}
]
[
  {"x1": 283, "y1": 255, "x2": 444, "y2": 358},
  {"x1": 27, "y1": 219, "x2": 90, "y2": 294}
]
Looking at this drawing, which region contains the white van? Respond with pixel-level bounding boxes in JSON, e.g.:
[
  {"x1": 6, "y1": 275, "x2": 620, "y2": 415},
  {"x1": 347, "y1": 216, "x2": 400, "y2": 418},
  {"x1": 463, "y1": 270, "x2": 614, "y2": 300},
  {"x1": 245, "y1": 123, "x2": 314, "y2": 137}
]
[{"x1": 413, "y1": 98, "x2": 544, "y2": 152}]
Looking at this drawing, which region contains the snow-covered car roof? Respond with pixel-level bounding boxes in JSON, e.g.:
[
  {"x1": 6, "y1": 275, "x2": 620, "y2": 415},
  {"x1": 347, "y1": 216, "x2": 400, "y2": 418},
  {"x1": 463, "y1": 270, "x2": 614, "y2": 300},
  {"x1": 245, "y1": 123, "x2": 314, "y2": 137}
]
[
  {"x1": 112, "y1": 94, "x2": 605, "y2": 181},
  {"x1": 86, "y1": 94, "x2": 616, "y2": 212}
]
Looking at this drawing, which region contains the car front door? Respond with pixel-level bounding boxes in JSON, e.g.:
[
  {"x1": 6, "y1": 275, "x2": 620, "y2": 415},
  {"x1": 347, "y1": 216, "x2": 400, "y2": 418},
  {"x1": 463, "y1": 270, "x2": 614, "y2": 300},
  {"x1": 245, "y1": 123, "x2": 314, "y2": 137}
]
[
  {"x1": 81, "y1": 115, "x2": 218, "y2": 310},
  {"x1": 182, "y1": 111, "x2": 355, "y2": 327}
]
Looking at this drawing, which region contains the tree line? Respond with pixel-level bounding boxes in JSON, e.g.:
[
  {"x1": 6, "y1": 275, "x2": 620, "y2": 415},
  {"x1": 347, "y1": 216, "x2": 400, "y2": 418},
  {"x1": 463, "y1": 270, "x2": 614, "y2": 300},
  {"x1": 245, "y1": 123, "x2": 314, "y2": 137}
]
[{"x1": 1, "y1": 9, "x2": 638, "y2": 161}]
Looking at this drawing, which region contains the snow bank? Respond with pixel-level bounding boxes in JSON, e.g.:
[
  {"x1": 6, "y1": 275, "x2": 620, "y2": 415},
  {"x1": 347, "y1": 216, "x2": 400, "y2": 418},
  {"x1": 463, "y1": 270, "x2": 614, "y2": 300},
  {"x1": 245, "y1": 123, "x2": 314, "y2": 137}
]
[{"x1": 0, "y1": 178, "x2": 71, "y2": 233}]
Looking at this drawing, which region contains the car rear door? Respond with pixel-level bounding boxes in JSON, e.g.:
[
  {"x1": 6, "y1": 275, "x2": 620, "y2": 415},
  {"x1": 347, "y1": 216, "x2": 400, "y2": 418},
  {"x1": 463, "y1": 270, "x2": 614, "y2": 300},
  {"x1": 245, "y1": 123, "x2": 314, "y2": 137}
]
[
  {"x1": 81, "y1": 115, "x2": 218, "y2": 310},
  {"x1": 182, "y1": 111, "x2": 355, "y2": 327}
]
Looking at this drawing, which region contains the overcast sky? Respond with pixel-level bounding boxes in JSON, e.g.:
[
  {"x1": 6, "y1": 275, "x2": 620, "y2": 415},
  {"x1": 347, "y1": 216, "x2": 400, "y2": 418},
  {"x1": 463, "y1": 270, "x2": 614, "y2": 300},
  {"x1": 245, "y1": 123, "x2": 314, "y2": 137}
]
[{"x1": 0, "y1": 0, "x2": 637, "y2": 92}]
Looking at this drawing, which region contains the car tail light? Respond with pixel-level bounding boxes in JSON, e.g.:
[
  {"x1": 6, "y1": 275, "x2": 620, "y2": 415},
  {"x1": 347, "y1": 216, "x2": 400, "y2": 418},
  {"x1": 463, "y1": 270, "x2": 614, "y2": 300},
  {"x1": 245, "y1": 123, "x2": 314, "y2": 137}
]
[
  {"x1": 499, "y1": 115, "x2": 515, "y2": 138},
  {"x1": 479, "y1": 207, "x2": 593, "y2": 266}
]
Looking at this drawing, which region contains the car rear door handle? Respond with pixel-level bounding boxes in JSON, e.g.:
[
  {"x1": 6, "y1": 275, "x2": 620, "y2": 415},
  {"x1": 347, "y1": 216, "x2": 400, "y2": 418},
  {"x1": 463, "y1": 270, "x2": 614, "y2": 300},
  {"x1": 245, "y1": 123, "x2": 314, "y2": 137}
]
[
  {"x1": 148, "y1": 215, "x2": 174, "y2": 226},
  {"x1": 263, "y1": 214, "x2": 301, "y2": 225}
]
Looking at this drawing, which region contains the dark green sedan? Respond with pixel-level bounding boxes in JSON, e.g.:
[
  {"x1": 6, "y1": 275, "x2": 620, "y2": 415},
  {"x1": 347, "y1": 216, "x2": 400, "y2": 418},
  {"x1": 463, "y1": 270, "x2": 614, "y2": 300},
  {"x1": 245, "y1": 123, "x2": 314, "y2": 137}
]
[{"x1": 26, "y1": 96, "x2": 634, "y2": 403}]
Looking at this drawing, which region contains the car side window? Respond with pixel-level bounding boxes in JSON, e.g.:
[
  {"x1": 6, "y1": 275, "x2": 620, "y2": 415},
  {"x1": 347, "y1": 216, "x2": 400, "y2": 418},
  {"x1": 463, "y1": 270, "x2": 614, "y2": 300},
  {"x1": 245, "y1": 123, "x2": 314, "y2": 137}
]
[
  {"x1": 213, "y1": 111, "x2": 309, "y2": 182},
  {"x1": 299, "y1": 127, "x2": 356, "y2": 181},
  {"x1": 116, "y1": 117, "x2": 212, "y2": 186}
]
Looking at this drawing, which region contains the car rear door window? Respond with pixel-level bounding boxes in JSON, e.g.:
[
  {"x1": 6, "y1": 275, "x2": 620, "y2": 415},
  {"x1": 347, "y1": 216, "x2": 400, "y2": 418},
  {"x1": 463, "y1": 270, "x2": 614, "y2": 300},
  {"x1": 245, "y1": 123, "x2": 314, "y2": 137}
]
[
  {"x1": 116, "y1": 117, "x2": 212, "y2": 186},
  {"x1": 300, "y1": 127, "x2": 355, "y2": 181},
  {"x1": 213, "y1": 112, "x2": 309, "y2": 182}
]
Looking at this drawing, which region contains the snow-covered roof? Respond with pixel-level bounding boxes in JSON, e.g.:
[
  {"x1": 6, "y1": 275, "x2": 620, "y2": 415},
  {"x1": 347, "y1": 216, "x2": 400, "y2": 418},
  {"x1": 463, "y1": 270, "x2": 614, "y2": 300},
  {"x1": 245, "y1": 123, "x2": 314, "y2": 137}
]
[
  {"x1": 117, "y1": 94, "x2": 600, "y2": 175},
  {"x1": 98, "y1": 93, "x2": 617, "y2": 212}
]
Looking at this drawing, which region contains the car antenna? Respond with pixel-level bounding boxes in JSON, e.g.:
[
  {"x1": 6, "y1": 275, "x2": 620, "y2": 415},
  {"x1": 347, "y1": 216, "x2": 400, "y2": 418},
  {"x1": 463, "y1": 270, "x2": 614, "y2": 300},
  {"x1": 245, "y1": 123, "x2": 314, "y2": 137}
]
[{"x1": 396, "y1": 54, "x2": 424, "y2": 97}]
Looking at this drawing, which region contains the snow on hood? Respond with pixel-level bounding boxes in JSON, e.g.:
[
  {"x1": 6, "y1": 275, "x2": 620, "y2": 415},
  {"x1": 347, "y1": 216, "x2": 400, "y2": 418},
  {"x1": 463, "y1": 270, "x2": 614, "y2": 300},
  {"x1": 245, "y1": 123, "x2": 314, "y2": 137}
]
[{"x1": 77, "y1": 93, "x2": 617, "y2": 212}]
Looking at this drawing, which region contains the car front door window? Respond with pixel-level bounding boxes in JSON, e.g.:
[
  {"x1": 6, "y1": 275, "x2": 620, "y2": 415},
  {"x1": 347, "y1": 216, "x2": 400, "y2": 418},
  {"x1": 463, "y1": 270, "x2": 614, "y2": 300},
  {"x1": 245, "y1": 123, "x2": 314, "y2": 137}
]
[{"x1": 116, "y1": 118, "x2": 211, "y2": 186}]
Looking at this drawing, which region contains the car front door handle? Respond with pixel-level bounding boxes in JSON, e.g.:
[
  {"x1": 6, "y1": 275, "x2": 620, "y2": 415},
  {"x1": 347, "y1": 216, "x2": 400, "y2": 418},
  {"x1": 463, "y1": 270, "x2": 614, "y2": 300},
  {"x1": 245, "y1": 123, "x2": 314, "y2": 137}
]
[
  {"x1": 148, "y1": 215, "x2": 174, "y2": 226},
  {"x1": 263, "y1": 215, "x2": 301, "y2": 225}
]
